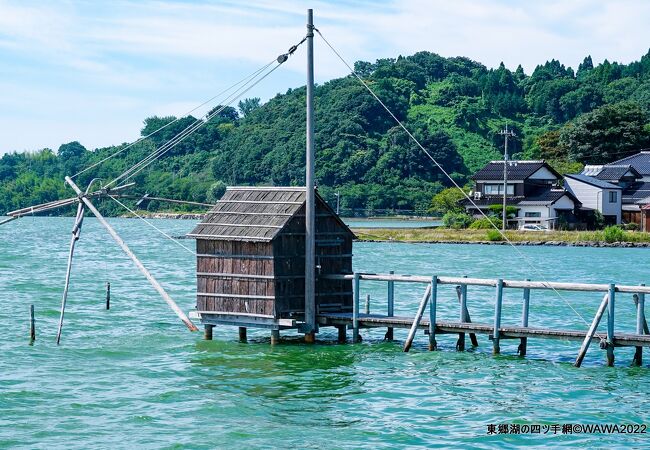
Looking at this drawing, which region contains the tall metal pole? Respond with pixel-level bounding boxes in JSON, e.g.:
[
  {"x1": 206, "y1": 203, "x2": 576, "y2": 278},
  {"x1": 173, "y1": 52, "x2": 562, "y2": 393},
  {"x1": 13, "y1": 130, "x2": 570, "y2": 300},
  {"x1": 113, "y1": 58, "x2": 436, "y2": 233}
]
[{"x1": 304, "y1": 8, "x2": 316, "y2": 343}]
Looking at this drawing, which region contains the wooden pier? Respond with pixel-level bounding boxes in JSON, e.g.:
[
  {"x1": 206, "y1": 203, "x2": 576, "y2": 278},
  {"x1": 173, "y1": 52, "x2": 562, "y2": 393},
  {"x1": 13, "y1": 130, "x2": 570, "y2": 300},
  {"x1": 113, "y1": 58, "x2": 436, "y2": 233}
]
[{"x1": 310, "y1": 273, "x2": 650, "y2": 367}]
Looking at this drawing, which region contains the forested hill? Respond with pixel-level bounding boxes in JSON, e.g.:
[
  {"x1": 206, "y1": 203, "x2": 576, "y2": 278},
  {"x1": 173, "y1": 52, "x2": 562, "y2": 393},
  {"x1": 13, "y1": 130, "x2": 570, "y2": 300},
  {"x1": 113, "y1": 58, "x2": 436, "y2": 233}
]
[{"x1": 2, "y1": 50, "x2": 650, "y2": 216}]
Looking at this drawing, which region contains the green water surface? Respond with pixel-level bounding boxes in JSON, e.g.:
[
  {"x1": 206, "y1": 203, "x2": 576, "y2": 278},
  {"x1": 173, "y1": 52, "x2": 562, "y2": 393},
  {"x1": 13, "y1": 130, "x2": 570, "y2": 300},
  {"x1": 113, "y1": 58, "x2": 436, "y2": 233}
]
[{"x1": 1, "y1": 217, "x2": 649, "y2": 448}]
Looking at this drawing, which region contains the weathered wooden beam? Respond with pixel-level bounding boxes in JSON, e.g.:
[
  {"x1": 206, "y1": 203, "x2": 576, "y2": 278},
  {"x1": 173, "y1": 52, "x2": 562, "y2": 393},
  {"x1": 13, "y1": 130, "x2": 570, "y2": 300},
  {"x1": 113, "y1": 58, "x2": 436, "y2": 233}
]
[
  {"x1": 386, "y1": 270, "x2": 395, "y2": 341},
  {"x1": 457, "y1": 277, "x2": 467, "y2": 351},
  {"x1": 606, "y1": 283, "x2": 616, "y2": 367},
  {"x1": 429, "y1": 277, "x2": 437, "y2": 351},
  {"x1": 238, "y1": 327, "x2": 247, "y2": 342},
  {"x1": 55, "y1": 202, "x2": 85, "y2": 345},
  {"x1": 574, "y1": 293, "x2": 609, "y2": 367},
  {"x1": 0, "y1": 216, "x2": 18, "y2": 226},
  {"x1": 403, "y1": 283, "x2": 432, "y2": 352},
  {"x1": 365, "y1": 294, "x2": 371, "y2": 315},
  {"x1": 633, "y1": 287, "x2": 646, "y2": 367},
  {"x1": 337, "y1": 325, "x2": 347, "y2": 343},
  {"x1": 493, "y1": 279, "x2": 503, "y2": 355},
  {"x1": 519, "y1": 280, "x2": 531, "y2": 357},
  {"x1": 106, "y1": 282, "x2": 111, "y2": 310},
  {"x1": 271, "y1": 329, "x2": 280, "y2": 345},
  {"x1": 352, "y1": 273, "x2": 360, "y2": 343},
  {"x1": 65, "y1": 176, "x2": 199, "y2": 332}
]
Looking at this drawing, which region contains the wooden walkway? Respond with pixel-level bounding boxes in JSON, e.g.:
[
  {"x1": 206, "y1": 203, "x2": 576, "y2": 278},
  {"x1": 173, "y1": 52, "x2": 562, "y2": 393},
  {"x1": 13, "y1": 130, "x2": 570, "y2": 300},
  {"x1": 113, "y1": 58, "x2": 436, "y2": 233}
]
[
  {"x1": 318, "y1": 313, "x2": 650, "y2": 348},
  {"x1": 317, "y1": 272, "x2": 649, "y2": 367}
]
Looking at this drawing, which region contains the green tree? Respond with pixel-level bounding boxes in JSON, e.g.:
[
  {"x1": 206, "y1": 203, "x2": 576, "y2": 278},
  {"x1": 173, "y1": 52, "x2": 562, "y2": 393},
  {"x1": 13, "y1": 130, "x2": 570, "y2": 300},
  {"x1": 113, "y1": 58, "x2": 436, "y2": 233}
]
[
  {"x1": 430, "y1": 187, "x2": 468, "y2": 214},
  {"x1": 560, "y1": 102, "x2": 650, "y2": 164}
]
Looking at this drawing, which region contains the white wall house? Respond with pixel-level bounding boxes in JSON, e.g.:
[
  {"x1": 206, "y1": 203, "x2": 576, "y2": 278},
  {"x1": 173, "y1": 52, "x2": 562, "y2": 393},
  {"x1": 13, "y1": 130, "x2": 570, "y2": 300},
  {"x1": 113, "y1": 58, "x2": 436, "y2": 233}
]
[
  {"x1": 564, "y1": 174, "x2": 622, "y2": 224},
  {"x1": 515, "y1": 191, "x2": 580, "y2": 228}
]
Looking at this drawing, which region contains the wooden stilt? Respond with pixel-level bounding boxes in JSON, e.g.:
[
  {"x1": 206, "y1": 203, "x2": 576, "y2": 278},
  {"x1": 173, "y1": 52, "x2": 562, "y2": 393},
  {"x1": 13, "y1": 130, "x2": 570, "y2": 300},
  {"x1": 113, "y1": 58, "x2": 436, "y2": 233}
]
[
  {"x1": 271, "y1": 329, "x2": 280, "y2": 345},
  {"x1": 55, "y1": 202, "x2": 85, "y2": 345},
  {"x1": 574, "y1": 293, "x2": 609, "y2": 367},
  {"x1": 428, "y1": 277, "x2": 437, "y2": 351},
  {"x1": 106, "y1": 282, "x2": 111, "y2": 310},
  {"x1": 65, "y1": 176, "x2": 198, "y2": 332},
  {"x1": 633, "y1": 287, "x2": 645, "y2": 366},
  {"x1": 305, "y1": 331, "x2": 315, "y2": 343},
  {"x1": 29, "y1": 304, "x2": 35, "y2": 344},
  {"x1": 337, "y1": 325, "x2": 347, "y2": 343},
  {"x1": 352, "y1": 272, "x2": 360, "y2": 343},
  {"x1": 606, "y1": 283, "x2": 616, "y2": 367},
  {"x1": 457, "y1": 277, "x2": 467, "y2": 351},
  {"x1": 204, "y1": 324, "x2": 214, "y2": 340},
  {"x1": 519, "y1": 280, "x2": 530, "y2": 356},
  {"x1": 403, "y1": 283, "x2": 432, "y2": 352},
  {"x1": 455, "y1": 283, "x2": 478, "y2": 346},
  {"x1": 386, "y1": 270, "x2": 394, "y2": 341},
  {"x1": 493, "y1": 279, "x2": 503, "y2": 355},
  {"x1": 238, "y1": 326, "x2": 247, "y2": 342}
]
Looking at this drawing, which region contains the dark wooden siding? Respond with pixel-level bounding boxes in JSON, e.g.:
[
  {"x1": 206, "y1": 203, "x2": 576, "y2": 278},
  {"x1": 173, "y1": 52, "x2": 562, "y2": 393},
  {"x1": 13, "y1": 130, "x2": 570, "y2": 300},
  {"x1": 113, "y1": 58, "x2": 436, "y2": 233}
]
[{"x1": 196, "y1": 239, "x2": 276, "y2": 316}]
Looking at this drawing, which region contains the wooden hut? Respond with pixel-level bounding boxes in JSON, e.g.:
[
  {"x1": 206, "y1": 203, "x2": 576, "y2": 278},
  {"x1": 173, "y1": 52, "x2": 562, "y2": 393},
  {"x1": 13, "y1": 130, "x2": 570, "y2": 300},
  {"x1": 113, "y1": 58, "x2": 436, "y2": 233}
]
[{"x1": 187, "y1": 187, "x2": 355, "y2": 337}]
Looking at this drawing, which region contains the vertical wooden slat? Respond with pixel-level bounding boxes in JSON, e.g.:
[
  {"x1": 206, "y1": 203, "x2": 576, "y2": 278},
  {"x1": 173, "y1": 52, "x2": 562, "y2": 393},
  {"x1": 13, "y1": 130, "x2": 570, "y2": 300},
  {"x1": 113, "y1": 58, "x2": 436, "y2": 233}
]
[
  {"x1": 606, "y1": 283, "x2": 616, "y2": 367},
  {"x1": 519, "y1": 279, "x2": 530, "y2": 356},
  {"x1": 493, "y1": 279, "x2": 503, "y2": 355},
  {"x1": 352, "y1": 272, "x2": 360, "y2": 343}
]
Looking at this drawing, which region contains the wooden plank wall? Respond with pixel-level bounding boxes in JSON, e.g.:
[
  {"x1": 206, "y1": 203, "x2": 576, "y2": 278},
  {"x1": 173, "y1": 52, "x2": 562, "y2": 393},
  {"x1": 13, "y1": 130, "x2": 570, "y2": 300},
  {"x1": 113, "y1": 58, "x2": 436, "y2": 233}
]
[{"x1": 196, "y1": 239, "x2": 275, "y2": 316}]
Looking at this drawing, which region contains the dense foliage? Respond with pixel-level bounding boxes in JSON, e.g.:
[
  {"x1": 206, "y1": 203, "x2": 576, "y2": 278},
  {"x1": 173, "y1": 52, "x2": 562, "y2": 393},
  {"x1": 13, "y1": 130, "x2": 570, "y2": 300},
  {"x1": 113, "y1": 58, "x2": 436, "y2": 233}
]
[{"x1": 2, "y1": 49, "x2": 650, "y2": 216}]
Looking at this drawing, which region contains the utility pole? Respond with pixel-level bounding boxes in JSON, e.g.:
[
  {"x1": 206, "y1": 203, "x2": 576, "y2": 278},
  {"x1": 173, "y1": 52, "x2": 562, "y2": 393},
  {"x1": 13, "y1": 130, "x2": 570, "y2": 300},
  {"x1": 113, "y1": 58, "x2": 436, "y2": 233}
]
[
  {"x1": 304, "y1": 9, "x2": 316, "y2": 343},
  {"x1": 335, "y1": 191, "x2": 340, "y2": 215},
  {"x1": 499, "y1": 125, "x2": 516, "y2": 231}
]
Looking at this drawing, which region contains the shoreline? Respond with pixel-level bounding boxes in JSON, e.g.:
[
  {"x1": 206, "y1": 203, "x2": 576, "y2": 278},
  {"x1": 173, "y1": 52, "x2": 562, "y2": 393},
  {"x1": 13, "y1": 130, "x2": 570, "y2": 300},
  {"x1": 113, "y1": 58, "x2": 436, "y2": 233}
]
[{"x1": 355, "y1": 238, "x2": 650, "y2": 248}]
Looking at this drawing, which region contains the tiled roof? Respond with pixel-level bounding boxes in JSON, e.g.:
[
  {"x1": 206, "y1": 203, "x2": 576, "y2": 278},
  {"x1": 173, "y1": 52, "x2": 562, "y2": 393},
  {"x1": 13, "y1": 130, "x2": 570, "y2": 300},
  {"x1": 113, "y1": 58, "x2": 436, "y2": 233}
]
[
  {"x1": 595, "y1": 165, "x2": 638, "y2": 181},
  {"x1": 518, "y1": 187, "x2": 580, "y2": 206},
  {"x1": 472, "y1": 160, "x2": 558, "y2": 181},
  {"x1": 564, "y1": 173, "x2": 621, "y2": 189},
  {"x1": 609, "y1": 150, "x2": 650, "y2": 176},
  {"x1": 622, "y1": 182, "x2": 650, "y2": 204}
]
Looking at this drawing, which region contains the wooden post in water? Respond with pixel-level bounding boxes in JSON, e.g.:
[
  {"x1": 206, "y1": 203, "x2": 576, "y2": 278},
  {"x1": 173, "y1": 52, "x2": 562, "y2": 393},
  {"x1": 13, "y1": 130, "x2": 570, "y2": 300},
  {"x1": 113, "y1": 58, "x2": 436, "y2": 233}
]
[
  {"x1": 403, "y1": 283, "x2": 432, "y2": 352},
  {"x1": 271, "y1": 329, "x2": 280, "y2": 345},
  {"x1": 493, "y1": 279, "x2": 503, "y2": 355},
  {"x1": 352, "y1": 272, "x2": 360, "y2": 343},
  {"x1": 106, "y1": 282, "x2": 111, "y2": 310},
  {"x1": 457, "y1": 277, "x2": 467, "y2": 351},
  {"x1": 204, "y1": 324, "x2": 214, "y2": 340},
  {"x1": 365, "y1": 294, "x2": 370, "y2": 315},
  {"x1": 519, "y1": 279, "x2": 531, "y2": 356},
  {"x1": 337, "y1": 325, "x2": 347, "y2": 343},
  {"x1": 428, "y1": 277, "x2": 437, "y2": 351},
  {"x1": 633, "y1": 285, "x2": 645, "y2": 366},
  {"x1": 574, "y1": 293, "x2": 609, "y2": 367},
  {"x1": 65, "y1": 176, "x2": 198, "y2": 332},
  {"x1": 386, "y1": 271, "x2": 395, "y2": 341},
  {"x1": 29, "y1": 304, "x2": 35, "y2": 344},
  {"x1": 606, "y1": 283, "x2": 616, "y2": 367},
  {"x1": 238, "y1": 327, "x2": 247, "y2": 343}
]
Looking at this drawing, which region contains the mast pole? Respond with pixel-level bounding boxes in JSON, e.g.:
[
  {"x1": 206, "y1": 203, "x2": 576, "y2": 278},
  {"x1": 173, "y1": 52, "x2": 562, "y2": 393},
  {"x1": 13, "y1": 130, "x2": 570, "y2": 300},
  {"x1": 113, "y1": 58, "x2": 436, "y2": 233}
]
[{"x1": 304, "y1": 8, "x2": 316, "y2": 343}]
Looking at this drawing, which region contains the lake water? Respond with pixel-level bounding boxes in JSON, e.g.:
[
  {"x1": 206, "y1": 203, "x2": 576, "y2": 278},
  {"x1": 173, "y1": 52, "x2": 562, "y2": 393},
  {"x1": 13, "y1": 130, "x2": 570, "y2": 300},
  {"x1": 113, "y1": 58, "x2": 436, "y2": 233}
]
[
  {"x1": 343, "y1": 218, "x2": 440, "y2": 228},
  {"x1": 1, "y1": 217, "x2": 649, "y2": 448}
]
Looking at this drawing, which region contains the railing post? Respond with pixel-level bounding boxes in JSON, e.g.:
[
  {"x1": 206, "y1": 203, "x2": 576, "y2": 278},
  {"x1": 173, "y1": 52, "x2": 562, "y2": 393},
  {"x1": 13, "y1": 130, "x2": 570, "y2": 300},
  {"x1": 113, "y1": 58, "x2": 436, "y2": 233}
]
[
  {"x1": 606, "y1": 283, "x2": 615, "y2": 367},
  {"x1": 428, "y1": 276, "x2": 438, "y2": 351},
  {"x1": 365, "y1": 294, "x2": 371, "y2": 315},
  {"x1": 353, "y1": 272, "x2": 360, "y2": 343},
  {"x1": 519, "y1": 279, "x2": 530, "y2": 357},
  {"x1": 493, "y1": 279, "x2": 503, "y2": 355},
  {"x1": 457, "y1": 276, "x2": 467, "y2": 351},
  {"x1": 386, "y1": 270, "x2": 395, "y2": 341},
  {"x1": 633, "y1": 283, "x2": 645, "y2": 366}
]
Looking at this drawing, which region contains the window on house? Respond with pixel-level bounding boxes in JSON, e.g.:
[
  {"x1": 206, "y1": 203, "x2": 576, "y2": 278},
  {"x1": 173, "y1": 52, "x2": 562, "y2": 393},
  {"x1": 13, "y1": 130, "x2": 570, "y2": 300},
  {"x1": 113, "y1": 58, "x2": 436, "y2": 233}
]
[
  {"x1": 483, "y1": 184, "x2": 515, "y2": 195},
  {"x1": 525, "y1": 212, "x2": 541, "y2": 218},
  {"x1": 609, "y1": 191, "x2": 617, "y2": 203}
]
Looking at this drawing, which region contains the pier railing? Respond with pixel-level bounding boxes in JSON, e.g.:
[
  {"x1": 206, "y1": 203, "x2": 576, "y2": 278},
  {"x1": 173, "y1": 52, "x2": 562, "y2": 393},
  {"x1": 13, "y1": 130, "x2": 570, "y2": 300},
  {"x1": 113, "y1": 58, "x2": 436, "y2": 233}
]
[{"x1": 322, "y1": 273, "x2": 648, "y2": 367}]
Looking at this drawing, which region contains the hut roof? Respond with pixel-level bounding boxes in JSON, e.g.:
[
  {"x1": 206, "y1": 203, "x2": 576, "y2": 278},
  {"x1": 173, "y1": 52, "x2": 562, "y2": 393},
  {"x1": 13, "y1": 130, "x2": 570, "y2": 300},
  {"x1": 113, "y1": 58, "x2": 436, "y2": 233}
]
[{"x1": 187, "y1": 186, "x2": 353, "y2": 242}]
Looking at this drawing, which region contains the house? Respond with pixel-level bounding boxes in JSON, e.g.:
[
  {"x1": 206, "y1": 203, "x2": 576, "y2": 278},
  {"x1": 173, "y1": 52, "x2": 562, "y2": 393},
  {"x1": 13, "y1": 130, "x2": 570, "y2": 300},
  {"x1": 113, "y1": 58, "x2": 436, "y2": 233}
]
[
  {"x1": 187, "y1": 186, "x2": 354, "y2": 331},
  {"x1": 563, "y1": 174, "x2": 622, "y2": 224},
  {"x1": 464, "y1": 160, "x2": 581, "y2": 228},
  {"x1": 571, "y1": 150, "x2": 650, "y2": 224}
]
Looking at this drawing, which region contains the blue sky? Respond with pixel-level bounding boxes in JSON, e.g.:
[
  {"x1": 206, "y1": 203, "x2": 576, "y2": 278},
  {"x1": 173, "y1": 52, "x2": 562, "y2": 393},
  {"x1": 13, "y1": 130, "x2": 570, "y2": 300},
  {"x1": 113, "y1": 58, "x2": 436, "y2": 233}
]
[{"x1": 1, "y1": 0, "x2": 649, "y2": 154}]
